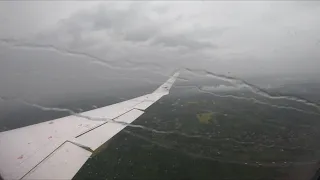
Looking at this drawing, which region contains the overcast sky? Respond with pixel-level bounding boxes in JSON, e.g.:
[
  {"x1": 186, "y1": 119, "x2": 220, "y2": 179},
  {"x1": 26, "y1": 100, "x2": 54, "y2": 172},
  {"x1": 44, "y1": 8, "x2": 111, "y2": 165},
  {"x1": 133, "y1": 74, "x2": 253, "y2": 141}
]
[{"x1": 0, "y1": 1, "x2": 320, "y2": 106}]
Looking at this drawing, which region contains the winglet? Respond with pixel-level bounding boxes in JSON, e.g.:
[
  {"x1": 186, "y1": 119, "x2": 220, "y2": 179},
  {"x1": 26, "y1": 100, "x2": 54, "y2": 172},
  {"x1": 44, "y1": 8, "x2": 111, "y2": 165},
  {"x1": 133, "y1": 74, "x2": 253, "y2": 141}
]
[{"x1": 153, "y1": 71, "x2": 180, "y2": 94}]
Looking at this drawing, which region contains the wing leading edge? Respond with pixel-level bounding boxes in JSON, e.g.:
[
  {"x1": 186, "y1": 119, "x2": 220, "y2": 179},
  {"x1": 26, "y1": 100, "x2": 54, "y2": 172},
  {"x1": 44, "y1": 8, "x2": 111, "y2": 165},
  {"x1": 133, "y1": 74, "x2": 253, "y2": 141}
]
[{"x1": 0, "y1": 72, "x2": 180, "y2": 180}]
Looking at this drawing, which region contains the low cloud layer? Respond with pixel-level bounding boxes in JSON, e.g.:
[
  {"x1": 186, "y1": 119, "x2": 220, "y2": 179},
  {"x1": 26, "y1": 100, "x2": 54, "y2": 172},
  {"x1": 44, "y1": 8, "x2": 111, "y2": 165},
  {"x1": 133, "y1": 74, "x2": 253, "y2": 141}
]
[
  {"x1": 2, "y1": 1, "x2": 320, "y2": 75},
  {"x1": 0, "y1": 1, "x2": 320, "y2": 106}
]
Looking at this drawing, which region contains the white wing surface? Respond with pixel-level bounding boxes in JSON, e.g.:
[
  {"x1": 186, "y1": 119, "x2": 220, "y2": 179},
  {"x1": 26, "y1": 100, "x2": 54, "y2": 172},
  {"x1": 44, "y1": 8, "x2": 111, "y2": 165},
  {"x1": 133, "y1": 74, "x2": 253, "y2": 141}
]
[{"x1": 0, "y1": 72, "x2": 180, "y2": 180}]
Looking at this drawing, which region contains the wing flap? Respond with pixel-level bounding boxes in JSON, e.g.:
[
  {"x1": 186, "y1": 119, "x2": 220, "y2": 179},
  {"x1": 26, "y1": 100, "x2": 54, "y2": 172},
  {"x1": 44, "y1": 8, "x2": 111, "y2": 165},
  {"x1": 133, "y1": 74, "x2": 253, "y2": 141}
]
[
  {"x1": 0, "y1": 117, "x2": 102, "y2": 180},
  {"x1": 22, "y1": 142, "x2": 91, "y2": 180},
  {"x1": 73, "y1": 109, "x2": 144, "y2": 151}
]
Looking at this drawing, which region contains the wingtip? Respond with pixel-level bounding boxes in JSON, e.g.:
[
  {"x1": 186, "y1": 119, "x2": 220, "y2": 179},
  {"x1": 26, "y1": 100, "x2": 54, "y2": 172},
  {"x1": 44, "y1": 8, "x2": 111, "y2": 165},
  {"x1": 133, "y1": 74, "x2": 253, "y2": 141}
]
[
  {"x1": 153, "y1": 71, "x2": 180, "y2": 94},
  {"x1": 172, "y1": 70, "x2": 180, "y2": 78}
]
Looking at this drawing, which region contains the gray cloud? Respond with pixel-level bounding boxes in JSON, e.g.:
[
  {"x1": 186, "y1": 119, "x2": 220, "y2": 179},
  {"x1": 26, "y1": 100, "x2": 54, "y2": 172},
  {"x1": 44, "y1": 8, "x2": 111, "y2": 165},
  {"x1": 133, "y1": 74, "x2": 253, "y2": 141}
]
[
  {"x1": 26, "y1": 2, "x2": 320, "y2": 75},
  {"x1": 0, "y1": 1, "x2": 320, "y2": 109},
  {"x1": 2, "y1": 2, "x2": 320, "y2": 72},
  {"x1": 124, "y1": 26, "x2": 159, "y2": 42},
  {"x1": 150, "y1": 34, "x2": 215, "y2": 50},
  {"x1": 33, "y1": 2, "x2": 217, "y2": 52}
]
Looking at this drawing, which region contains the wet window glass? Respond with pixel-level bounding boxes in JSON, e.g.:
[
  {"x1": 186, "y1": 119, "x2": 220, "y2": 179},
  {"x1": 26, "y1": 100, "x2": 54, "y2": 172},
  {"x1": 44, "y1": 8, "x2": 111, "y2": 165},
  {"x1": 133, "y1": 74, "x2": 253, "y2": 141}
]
[{"x1": 1, "y1": 1, "x2": 320, "y2": 180}]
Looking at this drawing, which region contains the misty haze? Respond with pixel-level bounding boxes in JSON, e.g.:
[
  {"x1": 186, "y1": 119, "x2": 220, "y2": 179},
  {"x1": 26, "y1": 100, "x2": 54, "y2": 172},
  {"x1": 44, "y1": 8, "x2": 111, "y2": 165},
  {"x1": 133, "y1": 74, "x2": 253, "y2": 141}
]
[{"x1": 1, "y1": 1, "x2": 320, "y2": 180}]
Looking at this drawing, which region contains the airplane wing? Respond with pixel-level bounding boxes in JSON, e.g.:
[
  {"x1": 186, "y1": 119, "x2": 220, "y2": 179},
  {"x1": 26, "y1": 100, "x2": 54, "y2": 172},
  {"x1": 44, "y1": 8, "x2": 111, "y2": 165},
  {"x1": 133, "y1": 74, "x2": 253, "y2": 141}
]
[{"x1": 0, "y1": 72, "x2": 180, "y2": 180}]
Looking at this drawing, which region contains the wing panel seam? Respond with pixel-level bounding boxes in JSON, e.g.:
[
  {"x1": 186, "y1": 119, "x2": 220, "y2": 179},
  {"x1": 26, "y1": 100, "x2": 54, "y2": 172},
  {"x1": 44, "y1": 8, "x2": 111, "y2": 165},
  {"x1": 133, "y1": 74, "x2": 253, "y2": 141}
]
[{"x1": 75, "y1": 102, "x2": 145, "y2": 139}]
